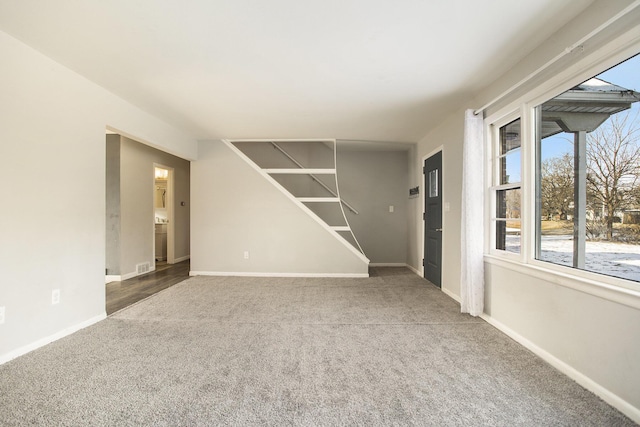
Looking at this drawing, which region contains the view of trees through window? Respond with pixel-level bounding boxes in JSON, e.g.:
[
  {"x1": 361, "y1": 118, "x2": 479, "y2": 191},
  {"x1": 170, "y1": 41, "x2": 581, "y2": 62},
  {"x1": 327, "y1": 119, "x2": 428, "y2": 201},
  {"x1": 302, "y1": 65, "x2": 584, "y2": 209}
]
[
  {"x1": 496, "y1": 119, "x2": 521, "y2": 253},
  {"x1": 537, "y1": 53, "x2": 640, "y2": 282}
]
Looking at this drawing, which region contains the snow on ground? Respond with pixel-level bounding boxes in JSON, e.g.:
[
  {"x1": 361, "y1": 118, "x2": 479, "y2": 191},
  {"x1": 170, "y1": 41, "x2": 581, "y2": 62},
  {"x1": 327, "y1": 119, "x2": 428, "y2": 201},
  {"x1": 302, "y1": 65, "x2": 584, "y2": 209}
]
[{"x1": 506, "y1": 235, "x2": 640, "y2": 282}]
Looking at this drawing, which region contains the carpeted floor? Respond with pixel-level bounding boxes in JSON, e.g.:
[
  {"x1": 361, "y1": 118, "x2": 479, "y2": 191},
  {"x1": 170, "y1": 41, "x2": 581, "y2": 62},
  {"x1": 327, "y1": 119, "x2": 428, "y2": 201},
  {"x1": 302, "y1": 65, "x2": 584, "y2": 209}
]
[{"x1": 0, "y1": 268, "x2": 634, "y2": 426}]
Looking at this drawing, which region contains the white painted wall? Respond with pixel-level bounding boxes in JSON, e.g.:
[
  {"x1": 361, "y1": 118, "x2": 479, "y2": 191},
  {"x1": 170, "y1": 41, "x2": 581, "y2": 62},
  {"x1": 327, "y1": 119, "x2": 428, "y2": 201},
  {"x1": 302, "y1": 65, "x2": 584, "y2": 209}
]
[
  {"x1": 484, "y1": 262, "x2": 640, "y2": 414},
  {"x1": 2, "y1": 0, "x2": 639, "y2": 420},
  {"x1": 0, "y1": 30, "x2": 197, "y2": 363},
  {"x1": 191, "y1": 141, "x2": 368, "y2": 276},
  {"x1": 410, "y1": 0, "x2": 640, "y2": 421}
]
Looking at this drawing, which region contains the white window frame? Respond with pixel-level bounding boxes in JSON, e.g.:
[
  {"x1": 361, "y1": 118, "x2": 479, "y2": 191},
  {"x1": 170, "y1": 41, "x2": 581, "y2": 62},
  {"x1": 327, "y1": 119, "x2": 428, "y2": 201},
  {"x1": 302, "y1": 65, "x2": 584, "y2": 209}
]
[
  {"x1": 488, "y1": 112, "x2": 524, "y2": 260},
  {"x1": 484, "y1": 37, "x2": 640, "y2": 309}
]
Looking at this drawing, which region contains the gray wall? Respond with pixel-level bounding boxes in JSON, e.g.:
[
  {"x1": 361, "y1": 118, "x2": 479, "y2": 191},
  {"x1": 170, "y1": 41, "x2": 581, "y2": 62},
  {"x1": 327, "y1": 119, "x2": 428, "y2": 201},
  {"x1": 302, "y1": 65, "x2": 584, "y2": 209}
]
[
  {"x1": 337, "y1": 148, "x2": 408, "y2": 264},
  {"x1": 191, "y1": 140, "x2": 368, "y2": 275},
  {"x1": 105, "y1": 135, "x2": 121, "y2": 274},
  {"x1": 107, "y1": 135, "x2": 190, "y2": 276}
]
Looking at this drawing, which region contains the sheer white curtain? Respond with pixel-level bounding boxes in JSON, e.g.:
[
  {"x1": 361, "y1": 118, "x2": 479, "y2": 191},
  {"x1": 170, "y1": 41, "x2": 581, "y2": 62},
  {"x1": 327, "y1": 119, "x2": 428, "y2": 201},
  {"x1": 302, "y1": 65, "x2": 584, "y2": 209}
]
[{"x1": 460, "y1": 109, "x2": 485, "y2": 316}]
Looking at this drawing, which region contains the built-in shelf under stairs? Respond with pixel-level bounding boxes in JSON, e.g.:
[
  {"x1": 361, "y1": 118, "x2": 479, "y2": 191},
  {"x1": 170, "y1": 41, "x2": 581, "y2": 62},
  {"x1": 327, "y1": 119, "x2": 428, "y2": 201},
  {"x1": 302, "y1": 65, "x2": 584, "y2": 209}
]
[{"x1": 225, "y1": 139, "x2": 368, "y2": 263}]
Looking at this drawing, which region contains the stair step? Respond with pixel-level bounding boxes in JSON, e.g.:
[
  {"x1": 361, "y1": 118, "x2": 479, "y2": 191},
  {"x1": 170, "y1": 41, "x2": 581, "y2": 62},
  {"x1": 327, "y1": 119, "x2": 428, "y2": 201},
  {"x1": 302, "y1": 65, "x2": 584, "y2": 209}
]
[
  {"x1": 297, "y1": 197, "x2": 340, "y2": 203},
  {"x1": 263, "y1": 168, "x2": 336, "y2": 174}
]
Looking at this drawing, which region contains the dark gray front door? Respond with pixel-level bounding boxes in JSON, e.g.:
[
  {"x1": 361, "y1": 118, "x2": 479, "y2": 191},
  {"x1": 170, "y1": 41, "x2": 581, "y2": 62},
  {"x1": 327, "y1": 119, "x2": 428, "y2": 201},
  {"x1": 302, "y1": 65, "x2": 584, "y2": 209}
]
[{"x1": 424, "y1": 152, "x2": 442, "y2": 287}]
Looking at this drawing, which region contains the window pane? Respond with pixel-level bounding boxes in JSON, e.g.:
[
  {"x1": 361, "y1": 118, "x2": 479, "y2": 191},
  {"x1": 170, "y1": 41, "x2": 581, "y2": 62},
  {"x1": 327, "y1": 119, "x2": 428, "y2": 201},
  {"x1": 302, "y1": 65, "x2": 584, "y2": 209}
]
[
  {"x1": 499, "y1": 119, "x2": 521, "y2": 184},
  {"x1": 496, "y1": 220, "x2": 521, "y2": 253},
  {"x1": 500, "y1": 120, "x2": 521, "y2": 154},
  {"x1": 496, "y1": 188, "x2": 521, "y2": 254},
  {"x1": 538, "y1": 132, "x2": 575, "y2": 266},
  {"x1": 539, "y1": 134, "x2": 573, "y2": 221},
  {"x1": 500, "y1": 152, "x2": 521, "y2": 184},
  {"x1": 536, "y1": 52, "x2": 640, "y2": 283},
  {"x1": 497, "y1": 188, "x2": 521, "y2": 219}
]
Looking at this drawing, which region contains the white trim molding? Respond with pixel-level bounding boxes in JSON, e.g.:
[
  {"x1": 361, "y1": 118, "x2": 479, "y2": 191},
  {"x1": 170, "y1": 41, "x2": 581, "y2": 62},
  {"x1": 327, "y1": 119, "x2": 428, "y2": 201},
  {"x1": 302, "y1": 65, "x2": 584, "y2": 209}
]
[
  {"x1": 369, "y1": 263, "x2": 408, "y2": 267},
  {"x1": 172, "y1": 255, "x2": 190, "y2": 263},
  {"x1": 485, "y1": 255, "x2": 640, "y2": 311},
  {"x1": 481, "y1": 312, "x2": 640, "y2": 424},
  {"x1": 104, "y1": 265, "x2": 157, "y2": 284},
  {"x1": 441, "y1": 287, "x2": 461, "y2": 303},
  {"x1": 406, "y1": 264, "x2": 423, "y2": 277},
  {"x1": 190, "y1": 271, "x2": 369, "y2": 278},
  {"x1": 0, "y1": 313, "x2": 106, "y2": 366}
]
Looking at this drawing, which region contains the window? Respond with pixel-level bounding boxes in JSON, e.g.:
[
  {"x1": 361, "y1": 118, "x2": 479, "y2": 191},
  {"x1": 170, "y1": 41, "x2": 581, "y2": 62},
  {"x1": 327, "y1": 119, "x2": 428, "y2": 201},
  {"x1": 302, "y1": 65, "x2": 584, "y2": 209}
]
[
  {"x1": 493, "y1": 118, "x2": 521, "y2": 254},
  {"x1": 535, "y1": 54, "x2": 640, "y2": 282}
]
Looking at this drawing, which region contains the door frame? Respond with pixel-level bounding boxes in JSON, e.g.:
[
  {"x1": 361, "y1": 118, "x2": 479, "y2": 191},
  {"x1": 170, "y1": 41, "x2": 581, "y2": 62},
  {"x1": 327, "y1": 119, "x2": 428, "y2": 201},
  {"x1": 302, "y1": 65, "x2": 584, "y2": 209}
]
[
  {"x1": 153, "y1": 163, "x2": 175, "y2": 266},
  {"x1": 421, "y1": 146, "x2": 444, "y2": 282}
]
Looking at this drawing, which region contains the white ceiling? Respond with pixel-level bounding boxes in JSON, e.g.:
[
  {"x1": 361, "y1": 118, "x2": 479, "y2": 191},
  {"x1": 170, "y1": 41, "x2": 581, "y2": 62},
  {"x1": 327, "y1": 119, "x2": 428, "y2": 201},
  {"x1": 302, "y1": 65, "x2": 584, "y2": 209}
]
[{"x1": 0, "y1": 0, "x2": 595, "y2": 143}]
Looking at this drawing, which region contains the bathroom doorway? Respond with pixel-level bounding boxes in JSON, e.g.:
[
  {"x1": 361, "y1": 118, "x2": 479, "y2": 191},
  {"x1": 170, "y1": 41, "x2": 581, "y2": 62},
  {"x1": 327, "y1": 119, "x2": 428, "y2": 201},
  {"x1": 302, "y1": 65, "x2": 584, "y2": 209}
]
[{"x1": 154, "y1": 165, "x2": 175, "y2": 265}]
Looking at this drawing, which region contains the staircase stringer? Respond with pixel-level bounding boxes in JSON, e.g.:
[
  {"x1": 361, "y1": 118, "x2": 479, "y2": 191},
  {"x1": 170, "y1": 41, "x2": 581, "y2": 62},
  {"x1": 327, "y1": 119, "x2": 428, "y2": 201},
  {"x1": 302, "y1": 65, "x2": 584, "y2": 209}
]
[
  {"x1": 332, "y1": 140, "x2": 366, "y2": 254},
  {"x1": 222, "y1": 139, "x2": 370, "y2": 264}
]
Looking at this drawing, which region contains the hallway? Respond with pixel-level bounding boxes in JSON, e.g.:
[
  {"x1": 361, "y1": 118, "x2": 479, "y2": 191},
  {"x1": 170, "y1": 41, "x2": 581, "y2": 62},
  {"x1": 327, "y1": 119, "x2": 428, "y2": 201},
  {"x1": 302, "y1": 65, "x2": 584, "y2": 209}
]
[{"x1": 106, "y1": 260, "x2": 190, "y2": 315}]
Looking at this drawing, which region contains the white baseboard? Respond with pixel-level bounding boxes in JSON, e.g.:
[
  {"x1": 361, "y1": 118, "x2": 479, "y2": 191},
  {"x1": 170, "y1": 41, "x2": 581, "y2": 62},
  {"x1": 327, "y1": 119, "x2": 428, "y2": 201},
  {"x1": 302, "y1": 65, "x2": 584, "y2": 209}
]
[
  {"x1": 369, "y1": 263, "x2": 407, "y2": 267},
  {"x1": 104, "y1": 266, "x2": 157, "y2": 284},
  {"x1": 406, "y1": 264, "x2": 422, "y2": 277},
  {"x1": 0, "y1": 313, "x2": 106, "y2": 366},
  {"x1": 441, "y1": 287, "x2": 461, "y2": 303},
  {"x1": 481, "y1": 313, "x2": 640, "y2": 424},
  {"x1": 172, "y1": 255, "x2": 190, "y2": 263},
  {"x1": 120, "y1": 270, "x2": 139, "y2": 281},
  {"x1": 105, "y1": 275, "x2": 120, "y2": 283},
  {"x1": 190, "y1": 271, "x2": 369, "y2": 278}
]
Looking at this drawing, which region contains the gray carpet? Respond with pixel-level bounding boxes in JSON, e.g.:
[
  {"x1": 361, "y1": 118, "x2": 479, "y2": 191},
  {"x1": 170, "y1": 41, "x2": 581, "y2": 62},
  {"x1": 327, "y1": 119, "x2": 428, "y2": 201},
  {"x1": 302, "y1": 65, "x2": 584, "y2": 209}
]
[{"x1": 0, "y1": 268, "x2": 634, "y2": 426}]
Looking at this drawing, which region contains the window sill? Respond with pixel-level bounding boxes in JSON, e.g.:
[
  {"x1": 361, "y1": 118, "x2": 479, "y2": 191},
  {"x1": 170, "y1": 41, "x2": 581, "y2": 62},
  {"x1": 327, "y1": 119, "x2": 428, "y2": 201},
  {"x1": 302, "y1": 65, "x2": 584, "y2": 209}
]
[{"x1": 484, "y1": 254, "x2": 640, "y2": 310}]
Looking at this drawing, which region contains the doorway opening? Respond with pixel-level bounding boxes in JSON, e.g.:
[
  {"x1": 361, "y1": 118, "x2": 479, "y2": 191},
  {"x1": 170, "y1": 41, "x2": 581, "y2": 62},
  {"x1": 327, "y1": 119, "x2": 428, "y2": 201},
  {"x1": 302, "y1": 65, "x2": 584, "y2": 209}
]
[{"x1": 154, "y1": 164, "x2": 175, "y2": 266}]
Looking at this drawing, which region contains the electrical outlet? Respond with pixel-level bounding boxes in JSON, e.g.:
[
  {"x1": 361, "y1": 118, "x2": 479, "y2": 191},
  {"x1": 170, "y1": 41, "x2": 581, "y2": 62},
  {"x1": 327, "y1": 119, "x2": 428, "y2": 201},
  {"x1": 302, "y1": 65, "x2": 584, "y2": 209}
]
[
  {"x1": 244, "y1": 251, "x2": 250, "y2": 259},
  {"x1": 52, "y1": 289, "x2": 60, "y2": 305},
  {"x1": 389, "y1": 205, "x2": 395, "y2": 213},
  {"x1": 0, "y1": 306, "x2": 5, "y2": 324}
]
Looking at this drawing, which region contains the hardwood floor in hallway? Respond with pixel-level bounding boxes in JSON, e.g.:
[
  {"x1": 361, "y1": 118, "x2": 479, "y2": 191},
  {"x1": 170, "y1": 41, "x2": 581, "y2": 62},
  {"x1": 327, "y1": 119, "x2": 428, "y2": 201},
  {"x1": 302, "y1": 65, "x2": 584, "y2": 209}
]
[{"x1": 106, "y1": 260, "x2": 190, "y2": 315}]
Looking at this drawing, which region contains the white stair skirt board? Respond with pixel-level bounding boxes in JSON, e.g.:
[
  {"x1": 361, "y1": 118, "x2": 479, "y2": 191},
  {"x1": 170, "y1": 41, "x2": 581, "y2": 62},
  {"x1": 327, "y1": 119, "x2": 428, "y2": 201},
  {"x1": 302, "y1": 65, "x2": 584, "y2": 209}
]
[
  {"x1": 223, "y1": 139, "x2": 369, "y2": 264},
  {"x1": 0, "y1": 313, "x2": 106, "y2": 366},
  {"x1": 190, "y1": 271, "x2": 369, "y2": 278}
]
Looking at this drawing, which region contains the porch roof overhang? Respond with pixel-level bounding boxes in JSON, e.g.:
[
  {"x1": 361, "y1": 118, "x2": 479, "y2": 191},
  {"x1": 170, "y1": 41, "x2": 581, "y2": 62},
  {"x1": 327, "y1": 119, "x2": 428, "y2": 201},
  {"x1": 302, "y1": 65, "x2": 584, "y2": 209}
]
[{"x1": 541, "y1": 78, "x2": 640, "y2": 138}]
